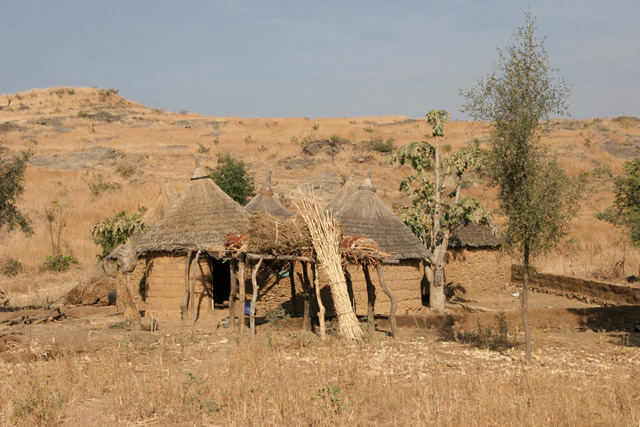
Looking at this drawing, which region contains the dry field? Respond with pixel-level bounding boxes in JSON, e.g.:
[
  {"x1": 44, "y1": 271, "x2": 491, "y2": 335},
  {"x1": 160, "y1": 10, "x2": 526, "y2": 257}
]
[{"x1": 1, "y1": 87, "x2": 640, "y2": 425}]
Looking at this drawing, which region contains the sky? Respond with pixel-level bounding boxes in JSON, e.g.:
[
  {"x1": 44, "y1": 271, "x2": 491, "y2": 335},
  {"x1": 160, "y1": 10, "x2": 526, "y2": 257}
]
[{"x1": 1, "y1": 1, "x2": 638, "y2": 119}]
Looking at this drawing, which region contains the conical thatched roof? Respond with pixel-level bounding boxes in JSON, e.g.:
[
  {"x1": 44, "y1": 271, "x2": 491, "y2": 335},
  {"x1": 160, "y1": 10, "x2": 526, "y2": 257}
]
[
  {"x1": 136, "y1": 166, "x2": 249, "y2": 254},
  {"x1": 244, "y1": 171, "x2": 293, "y2": 218},
  {"x1": 140, "y1": 178, "x2": 179, "y2": 227},
  {"x1": 335, "y1": 176, "x2": 431, "y2": 260},
  {"x1": 325, "y1": 172, "x2": 359, "y2": 213},
  {"x1": 449, "y1": 223, "x2": 503, "y2": 249}
]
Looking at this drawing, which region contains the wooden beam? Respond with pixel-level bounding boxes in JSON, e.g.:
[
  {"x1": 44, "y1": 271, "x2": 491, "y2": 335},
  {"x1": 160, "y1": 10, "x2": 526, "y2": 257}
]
[
  {"x1": 363, "y1": 266, "x2": 376, "y2": 333},
  {"x1": 250, "y1": 256, "x2": 264, "y2": 339},
  {"x1": 229, "y1": 259, "x2": 238, "y2": 326},
  {"x1": 376, "y1": 263, "x2": 397, "y2": 338},
  {"x1": 313, "y1": 263, "x2": 326, "y2": 340},
  {"x1": 289, "y1": 261, "x2": 297, "y2": 317},
  {"x1": 181, "y1": 250, "x2": 193, "y2": 321},
  {"x1": 191, "y1": 250, "x2": 200, "y2": 325},
  {"x1": 238, "y1": 259, "x2": 246, "y2": 333},
  {"x1": 246, "y1": 253, "x2": 314, "y2": 263}
]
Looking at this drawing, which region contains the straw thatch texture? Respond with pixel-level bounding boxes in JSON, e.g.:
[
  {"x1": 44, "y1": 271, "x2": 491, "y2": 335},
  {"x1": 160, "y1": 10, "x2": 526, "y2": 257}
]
[
  {"x1": 141, "y1": 179, "x2": 179, "y2": 226},
  {"x1": 136, "y1": 167, "x2": 249, "y2": 254},
  {"x1": 245, "y1": 172, "x2": 293, "y2": 218},
  {"x1": 246, "y1": 212, "x2": 311, "y2": 255},
  {"x1": 325, "y1": 174, "x2": 359, "y2": 213},
  {"x1": 334, "y1": 179, "x2": 430, "y2": 261},
  {"x1": 449, "y1": 223, "x2": 503, "y2": 249}
]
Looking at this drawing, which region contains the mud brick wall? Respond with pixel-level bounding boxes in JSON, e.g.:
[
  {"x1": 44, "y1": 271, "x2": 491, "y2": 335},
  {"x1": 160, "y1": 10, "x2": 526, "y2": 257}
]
[
  {"x1": 511, "y1": 265, "x2": 640, "y2": 305},
  {"x1": 144, "y1": 253, "x2": 214, "y2": 320},
  {"x1": 446, "y1": 248, "x2": 510, "y2": 293}
]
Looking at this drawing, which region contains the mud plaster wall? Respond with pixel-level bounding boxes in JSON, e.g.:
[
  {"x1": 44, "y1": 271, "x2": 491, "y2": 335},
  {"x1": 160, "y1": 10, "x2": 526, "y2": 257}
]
[
  {"x1": 143, "y1": 253, "x2": 214, "y2": 321},
  {"x1": 238, "y1": 260, "x2": 305, "y2": 315},
  {"x1": 445, "y1": 249, "x2": 510, "y2": 295},
  {"x1": 511, "y1": 265, "x2": 640, "y2": 305}
]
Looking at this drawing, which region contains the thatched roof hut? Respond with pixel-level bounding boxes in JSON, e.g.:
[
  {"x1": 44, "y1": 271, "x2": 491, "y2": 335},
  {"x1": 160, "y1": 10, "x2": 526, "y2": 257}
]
[
  {"x1": 325, "y1": 172, "x2": 359, "y2": 213},
  {"x1": 136, "y1": 165, "x2": 250, "y2": 255},
  {"x1": 141, "y1": 178, "x2": 179, "y2": 227},
  {"x1": 335, "y1": 176, "x2": 430, "y2": 261},
  {"x1": 244, "y1": 171, "x2": 293, "y2": 218},
  {"x1": 449, "y1": 223, "x2": 502, "y2": 249}
]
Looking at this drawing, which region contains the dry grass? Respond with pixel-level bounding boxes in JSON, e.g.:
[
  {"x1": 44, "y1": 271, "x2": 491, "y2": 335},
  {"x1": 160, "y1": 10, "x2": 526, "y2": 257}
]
[{"x1": 1, "y1": 324, "x2": 639, "y2": 426}]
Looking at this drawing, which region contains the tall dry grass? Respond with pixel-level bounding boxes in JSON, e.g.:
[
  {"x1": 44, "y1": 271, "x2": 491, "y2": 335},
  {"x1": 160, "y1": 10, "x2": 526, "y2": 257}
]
[{"x1": 1, "y1": 329, "x2": 638, "y2": 426}]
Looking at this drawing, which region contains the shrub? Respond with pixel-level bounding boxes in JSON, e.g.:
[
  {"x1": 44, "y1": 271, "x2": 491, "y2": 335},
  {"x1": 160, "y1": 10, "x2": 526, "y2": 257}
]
[
  {"x1": 369, "y1": 136, "x2": 395, "y2": 153},
  {"x1": 197, "y1": 142, "x2": 210, "y2": 154},
  {"x1": 115, "y1": 163, "x2": 137, "y2": 179},
  {"x1": 91, "y1": 209, "x2": 146, "y2": 258},
  {"x1": 1, "y1": 258, "x2": 22, "y2": 277},
  {"x1": 77, "y1": 110, "x2": 89, "y2": 118},
  {"x1": 86, "y1": 174, "x2": 121, "y2": 198},
  {"x1": 42, "y1": 254, "x2": 78, "y2": 272},
  {"x1": 206, "y1": 153, "x2": 255, "y2": 205}
]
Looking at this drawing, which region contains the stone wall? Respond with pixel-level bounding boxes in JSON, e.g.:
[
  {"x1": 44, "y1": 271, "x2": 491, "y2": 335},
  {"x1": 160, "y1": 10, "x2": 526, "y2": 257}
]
[{"x1": 511, "y1": 265, "x2": 640, "y2": 305}]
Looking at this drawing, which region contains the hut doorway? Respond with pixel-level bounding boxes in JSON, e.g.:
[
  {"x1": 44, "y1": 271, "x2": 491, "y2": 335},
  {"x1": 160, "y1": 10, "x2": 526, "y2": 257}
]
[{"x1": 211, "y1": 259, "x2": 231, "y2": 305}]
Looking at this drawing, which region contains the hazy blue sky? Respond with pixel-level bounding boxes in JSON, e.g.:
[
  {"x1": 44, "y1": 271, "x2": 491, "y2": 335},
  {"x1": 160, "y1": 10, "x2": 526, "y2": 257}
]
[{"x1": 1, "y1": 1, "x2": 638, "y2": 119}]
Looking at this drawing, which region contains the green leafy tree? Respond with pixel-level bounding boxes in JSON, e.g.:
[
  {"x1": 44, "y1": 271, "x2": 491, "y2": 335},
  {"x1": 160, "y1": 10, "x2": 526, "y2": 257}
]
[
  {"x1": 91, "y1": 210, "x2": 146, "y2": 259},
  {"x1": 461, "y1": 12, "x2": 574, "y2": 360},
  {"x1": 0, "y1": 145, "x2": 32, "y2": 234},
  {"x1": 610, "y1": 158, "x2": 640, "y2": 274},
  {"x1": 392, "y1": 109, "x2": 491, "y2": 311},
  {"x1": 206, "y1": 153, "x2": 255, "y2": 205}
]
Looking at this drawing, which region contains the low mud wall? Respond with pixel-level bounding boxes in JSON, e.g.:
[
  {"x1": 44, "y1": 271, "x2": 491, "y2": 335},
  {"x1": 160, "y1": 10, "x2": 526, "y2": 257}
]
[{"x1": 511, "y1": 265, "x2": 640, "y2": 305}]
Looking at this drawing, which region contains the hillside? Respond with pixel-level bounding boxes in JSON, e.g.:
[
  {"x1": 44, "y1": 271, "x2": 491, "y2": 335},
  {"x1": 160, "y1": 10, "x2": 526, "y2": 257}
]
[{"x1": 1, "y1": 86, "x2": 640, "y2": 304}]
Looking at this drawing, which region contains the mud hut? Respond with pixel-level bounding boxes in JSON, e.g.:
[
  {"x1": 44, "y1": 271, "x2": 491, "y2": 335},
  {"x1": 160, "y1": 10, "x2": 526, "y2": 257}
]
[
  {"x1": 446, "y1": 222, "x2": 507, "y2": 295},
  {"x1": 331, "y1": 175, "x2": 430, "y2": 315},
  {"x1": 325, "y1": 172, "x2": 359, "y2": 214},
  {"x1": 132, "y1": 164, "x2": 250, "y2": 322},
  {"x1": 244, "y1": 171, "x2": 293, "y2": 218}
]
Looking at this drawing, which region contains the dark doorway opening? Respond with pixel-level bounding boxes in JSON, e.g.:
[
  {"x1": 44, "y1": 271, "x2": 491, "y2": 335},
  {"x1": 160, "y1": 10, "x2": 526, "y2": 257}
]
[{"x1": 211, "y1": 258, "x2": 231, "y2": 304}]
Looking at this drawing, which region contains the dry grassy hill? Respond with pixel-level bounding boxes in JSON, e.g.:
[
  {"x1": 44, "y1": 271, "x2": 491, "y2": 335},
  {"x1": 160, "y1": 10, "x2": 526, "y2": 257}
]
[{"x1": 1, "y1": 86, "x2": 640, "y2": 305}]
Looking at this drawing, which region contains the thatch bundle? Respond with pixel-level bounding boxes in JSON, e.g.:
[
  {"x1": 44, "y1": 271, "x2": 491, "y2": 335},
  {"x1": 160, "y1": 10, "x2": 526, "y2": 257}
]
[{"x1": 246, "y1": 212, "x2": 312, "y2": 255}]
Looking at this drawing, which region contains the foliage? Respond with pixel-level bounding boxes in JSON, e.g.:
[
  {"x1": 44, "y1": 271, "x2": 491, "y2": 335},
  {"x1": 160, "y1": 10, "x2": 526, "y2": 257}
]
[
  {"x1": 265, "y1": 306, "x2": 291, "y2": 327},
  {"x1": 460, "y1": 12, "x2": 573, "y2": 260},
  {"x1": 115, "y1": 163, "x2": 137, "y2": 179},
  {"x1": 181, "y1": 372, "x2": 223, "y2": 416},
  {"x1": 44, "y1": 200, "x2": 67, "y2": 257},
  {"x1": 369, "y1": 136, "x2": 395, "y2": 153},
  {"x1": 196, "y1": 142, "x2": 210, "y2": 154},
  {"x1": 91, "y1": 209, "x2": 146, "y2": 258},
  {"x1": 613, "y1": 158, "x2": 640, "y2": 246},
  {"x1": 42, "y1": 254, "x2": 78, "y2": 272},
  {"x1": 0, "y1": 145, "x2": 32, "y2": 234},
  {"x1": 206, "y1": 153, "x2": 255, "y2": 205},
  {"x1": 1, "y1": 257, "x2": 23, "y2": 277},
  {"x1": 313, "y1": 385, "x2": 351, "y2": 415},
  {"x1": 86, "y1": 173, "x2": 121, "y2": 198}
]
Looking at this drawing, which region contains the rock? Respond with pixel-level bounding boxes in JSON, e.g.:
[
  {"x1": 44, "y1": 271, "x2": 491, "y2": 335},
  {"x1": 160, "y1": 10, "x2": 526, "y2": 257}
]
[
  {"x1": 351, "y1": 154, "x2": 374, "y2": 163},
  {"x1": 302, "y1": 139, "x2": 342, "y2": 156},
  {"x1": 278, "y1": 156, "x2": 315, "y2": 170}
]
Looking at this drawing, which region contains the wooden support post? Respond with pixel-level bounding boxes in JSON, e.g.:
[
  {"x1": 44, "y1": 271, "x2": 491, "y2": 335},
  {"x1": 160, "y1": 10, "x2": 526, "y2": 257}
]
[
  {"x1": 229, "y1": 259, "x2": 237, "y2": 326},
  {"x1": 181, "y1": 250, "x2": 193, "y2": 320},
  {"x1": 191, "y1": 250, "x2": 200, "y2": 325},
  {"x1": 289, "y1": 261, "x2": 298, "y2": 317},
  {"x1": 301, "y1": 261, "x2": 311, "y2": 331},
  {"x1": 238, "y1": 259, "x2": 246, "y2": 333},
  {"x1": 313, "y1": 263, "x2": 326, "y2": 340},
  {"x1": 363, "y1": 266, "x2": 376, "y2": 333},
  {"x1": 376, "y1": 263, "x2": 397, "y2": 339},
  {"x1": 250, "y1": 256, "x2": 264, "y2": 339}
]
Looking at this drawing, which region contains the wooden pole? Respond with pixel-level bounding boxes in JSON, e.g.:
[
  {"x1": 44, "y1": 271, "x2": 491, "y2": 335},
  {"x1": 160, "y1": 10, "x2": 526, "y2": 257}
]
[
  {"x1": 313, "y1": 263, "x2": 326, "y2": 340},
  {"x1": 363, "y1": 266, "x2": 376, "y2": 333},
  {"x1": 238, "y1": 259, "x2": 246, "y2": 333},
  {"x1": 229, "y1": 259, "x2": 237, "y2": 326},
  {"x1": 301, "y1": 261, "x2": 311, "y2": 331},
  {"x1": 181, "y1": 250, "x2": 193, "y2": 321},
  {"x1": 250, "y1": 256, "x2": 264, "y2": 339},
  {"x1": 376, "y1": 263, "x2": 397, "y2": 339},
  {"x1": 191, "y1": 250, "x2": 200, "y2": 325},
  {"x1": 289, "y1": 261, "x2": 298, "y2": 317}
]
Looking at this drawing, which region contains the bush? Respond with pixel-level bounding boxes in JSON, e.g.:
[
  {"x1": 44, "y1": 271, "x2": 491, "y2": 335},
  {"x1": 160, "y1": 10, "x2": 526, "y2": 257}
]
[
  {"x1": 115, "y1": 163, "x2": 137, "y2": 179},
  {"x1": 369, "y1": 136, "x2": 395, "y2": 153},
  {"x1": 206, "y1": 153, "x2": 255, "y2": 205},
  {"x1": 86, "y1": 174, "x2": 121, "y2": 198},
  {"x1": 1, "y1": 258, "x2": 22, "y2": 277},
  {"x1": 91, "y1": 210, "x2": 146, "y2": 258},
  {"x1": 42, "y1": 254, "x2": 78, "y2": 272}
]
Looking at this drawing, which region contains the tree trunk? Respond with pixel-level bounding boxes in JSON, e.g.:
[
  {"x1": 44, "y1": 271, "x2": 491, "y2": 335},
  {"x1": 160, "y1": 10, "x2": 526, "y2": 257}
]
[
  {"x1": 229, "y1": 259, "x2": 237, "y2": 327},
  {"x1": 250, "y1": 257, "x2": 263, "y2": 338},
  {"x1": 289, "y1": 261, "x2": 298, "y2": 317},
  {"x1": 521, "y1": 246, "x2": 532, "y2": 361},
  {"x1": 363, "y1": 266, "x2": 376, "y2": 333},
  {"x1": 238, "y1": 259, "x2": 246, "y2": 333},
  {"x1": 430, "y1": 244, "x2": 447, "y2": 312},
  {"x1": 191, "y1": 250, "x2": 200, "y2": 325},
  {"x1": 181, "y1": 250, "x2": 193, "y2": 320},
  {"x1": 313, "y1": 263, "x2": 326, "y2": 340}
]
